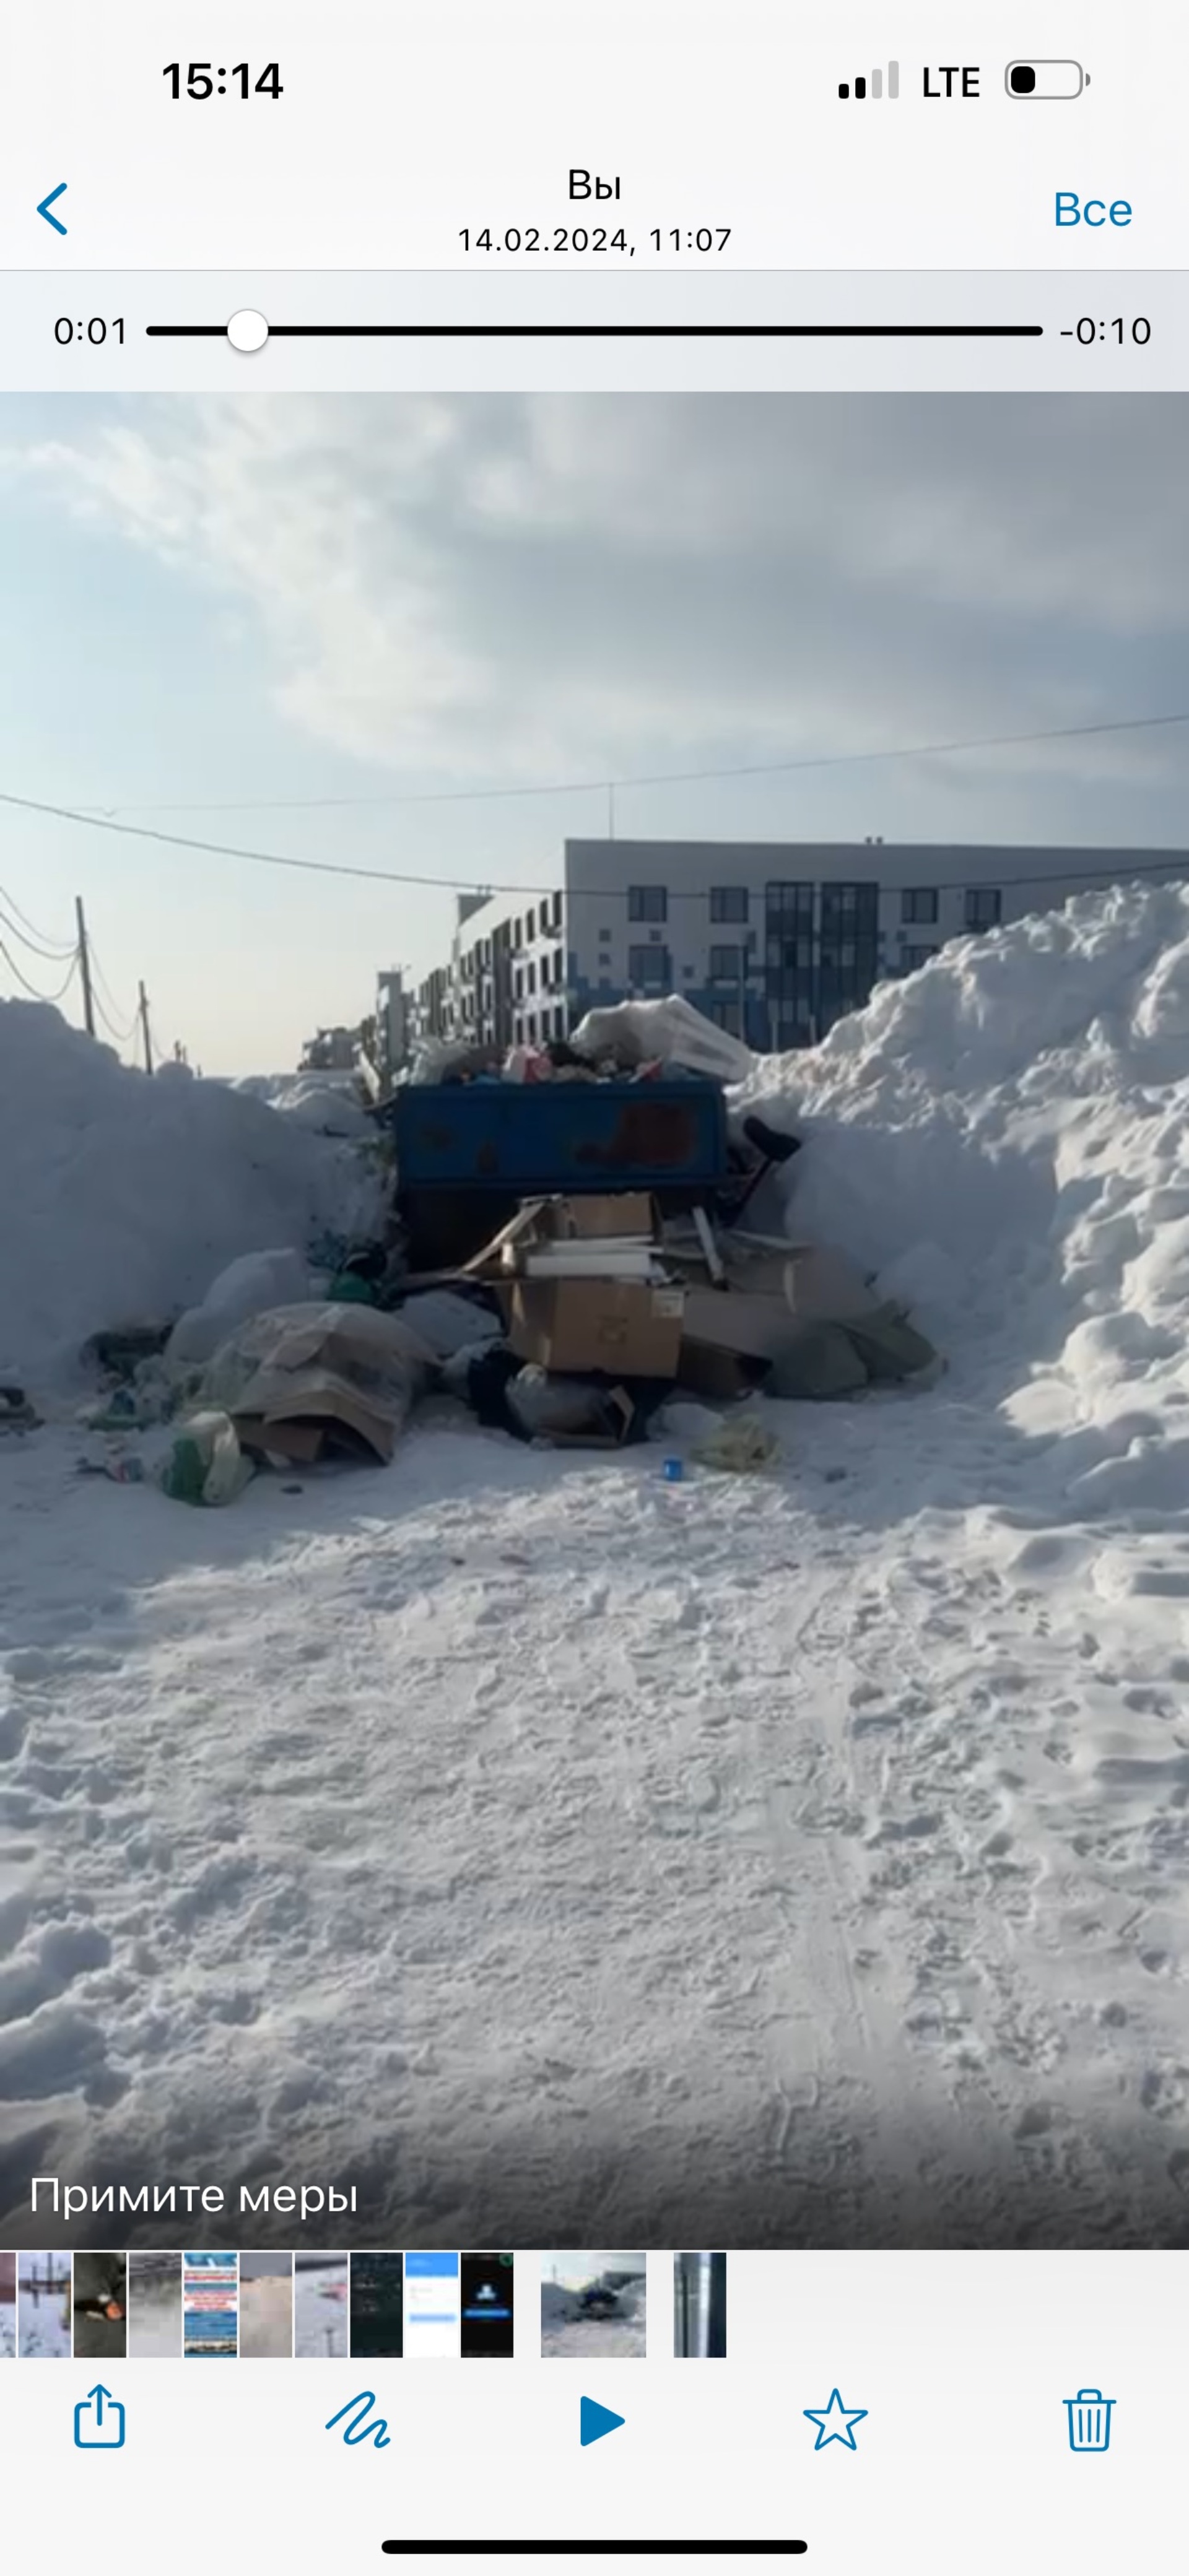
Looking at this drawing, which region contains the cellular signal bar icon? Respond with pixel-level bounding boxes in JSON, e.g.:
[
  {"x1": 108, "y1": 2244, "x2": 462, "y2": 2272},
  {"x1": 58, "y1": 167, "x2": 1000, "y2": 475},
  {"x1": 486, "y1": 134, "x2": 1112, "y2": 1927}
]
[{"x1": 839, "y1": 61, "x2": 899, "y2": 100}]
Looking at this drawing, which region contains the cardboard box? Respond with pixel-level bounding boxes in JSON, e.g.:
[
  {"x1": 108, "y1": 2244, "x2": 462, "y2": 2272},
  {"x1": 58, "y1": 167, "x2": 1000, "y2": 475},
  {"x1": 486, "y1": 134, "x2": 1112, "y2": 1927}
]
[
  {"x1": 677, "y1": 1338, "x2": 772, "y2": 1401},
  {"x1": 541, "y1": 1192, "x2": 657, "y2": 1242},
  {"x1": 464, "y1": 1194, "x2": 658, "y2": 1279},
  {"x1": 507, "y1": 1277, "x2": 685, "y2": 1377}
]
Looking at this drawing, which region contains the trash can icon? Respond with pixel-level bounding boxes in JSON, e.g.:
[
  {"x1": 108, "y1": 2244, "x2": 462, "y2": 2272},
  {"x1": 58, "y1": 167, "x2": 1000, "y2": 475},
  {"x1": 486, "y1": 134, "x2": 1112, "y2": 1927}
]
[{"x1": 1065, "y1": 2389, "x2": 1114, "y2": 2452}]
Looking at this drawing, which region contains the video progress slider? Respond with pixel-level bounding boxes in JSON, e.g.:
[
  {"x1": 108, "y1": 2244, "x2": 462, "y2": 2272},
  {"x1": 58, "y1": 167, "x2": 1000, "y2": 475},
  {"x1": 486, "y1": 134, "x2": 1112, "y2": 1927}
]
[{"x1": 147, "y1": 312, "x2": 1043, "y2": 349}]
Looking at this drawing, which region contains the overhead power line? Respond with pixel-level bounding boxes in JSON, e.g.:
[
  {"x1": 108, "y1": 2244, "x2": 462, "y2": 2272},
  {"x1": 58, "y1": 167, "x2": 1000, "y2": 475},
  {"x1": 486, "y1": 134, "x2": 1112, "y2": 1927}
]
[
  {"x1": 0, "y1": 876, "x2": 79, "y2": 952},
  {"x1": 0, "y1": 900, "x2": 81, "y2": 963},
  {"x1": 0, "y1": 706, "x2": 1187, "y2": 909},
  {"x1": 86, "y1": 934, "x2": 141, "y2": 1042},
  {"x1": 62, "y1": 705, "x2": 1189, "y2": 818},
  {"x1": 0, "y1": 939, "x2": 79, "y2": 1004}
]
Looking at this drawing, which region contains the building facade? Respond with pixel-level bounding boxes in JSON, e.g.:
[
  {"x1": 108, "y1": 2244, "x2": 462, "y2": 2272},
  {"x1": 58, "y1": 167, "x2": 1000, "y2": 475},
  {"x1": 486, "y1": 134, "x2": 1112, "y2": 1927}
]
[{"x1": 409, "y1": 839, "x2": 1187, "y2": 1059}]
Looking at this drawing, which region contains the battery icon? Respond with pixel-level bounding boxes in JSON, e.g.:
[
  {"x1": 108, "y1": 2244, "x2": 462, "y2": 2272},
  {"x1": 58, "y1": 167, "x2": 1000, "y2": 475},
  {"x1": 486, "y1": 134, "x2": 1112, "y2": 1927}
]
[{"x1": 1006, "y1": 59, "x2": 1087, "y2": 98}]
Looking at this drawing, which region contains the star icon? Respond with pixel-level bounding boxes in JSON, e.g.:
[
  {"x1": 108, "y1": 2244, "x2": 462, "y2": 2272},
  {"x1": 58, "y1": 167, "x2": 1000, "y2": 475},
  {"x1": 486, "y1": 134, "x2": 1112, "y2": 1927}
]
[{"x1": 803, "y1": 2388, "x2": 868, "y2": 2451}]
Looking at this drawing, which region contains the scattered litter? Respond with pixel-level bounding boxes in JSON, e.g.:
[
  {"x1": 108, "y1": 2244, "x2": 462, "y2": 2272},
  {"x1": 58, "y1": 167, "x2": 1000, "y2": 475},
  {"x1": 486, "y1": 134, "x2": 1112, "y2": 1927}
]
[
  {"x1": 76, "y1": 1454, "x2": 147, "y2": 1485},
  {"x1": 692, "y1": 1413, "x2": 781, "y2": 1474}
]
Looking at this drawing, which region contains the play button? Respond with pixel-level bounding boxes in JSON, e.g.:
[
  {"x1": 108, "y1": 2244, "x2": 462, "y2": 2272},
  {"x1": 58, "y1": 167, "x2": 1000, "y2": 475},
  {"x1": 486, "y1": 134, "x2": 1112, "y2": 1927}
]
[{"x1": 580, "y1": 2396, "x2": 625, "y2": 2447}]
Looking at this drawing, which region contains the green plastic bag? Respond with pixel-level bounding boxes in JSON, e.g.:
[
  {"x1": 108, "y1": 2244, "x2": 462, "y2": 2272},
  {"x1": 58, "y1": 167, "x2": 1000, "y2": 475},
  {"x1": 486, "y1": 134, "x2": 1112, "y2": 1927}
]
[{"x1": 158, "y1": 1410, "x2": 253, "y2": 1506}]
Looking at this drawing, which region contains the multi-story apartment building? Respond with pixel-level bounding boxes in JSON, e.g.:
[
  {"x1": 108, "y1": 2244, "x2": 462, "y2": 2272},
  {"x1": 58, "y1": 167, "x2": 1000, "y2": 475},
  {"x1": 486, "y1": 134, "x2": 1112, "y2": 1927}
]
[{"x1": 409, "y1": 838, "x2": 1187, "y2": 1059}]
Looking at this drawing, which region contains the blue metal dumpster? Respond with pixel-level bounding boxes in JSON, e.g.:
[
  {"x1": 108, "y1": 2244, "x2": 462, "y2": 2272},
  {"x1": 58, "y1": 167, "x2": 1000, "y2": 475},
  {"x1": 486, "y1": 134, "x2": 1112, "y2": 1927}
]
[
  {"x1": 380, "y1": 1077, "x2": 733, "y2": 1267},
  {"x1": 383, "y1": 1077, "x2": 731, "y2": 1197}
]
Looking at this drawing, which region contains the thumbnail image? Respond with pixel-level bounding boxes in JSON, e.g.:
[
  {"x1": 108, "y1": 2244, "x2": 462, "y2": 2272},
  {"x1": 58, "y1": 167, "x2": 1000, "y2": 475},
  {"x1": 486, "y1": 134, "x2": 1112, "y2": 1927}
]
[
  {"x1": 3, "y1": 391, "x2": 1189, "y2": 2253},
  {"x1": 240, "y1": 2250, "x2": 294, "y2": 2357},
  {"x1": 350, "y1": 2253, "x2": 404, "y2": 2359},
  {"x1": 0, "y1": 2251, "x2": 14, "y2": 2357},
  {"x1": 541, "y1": 2254, "x2": 647, "y2": 2358},
  {"x1": 461, "y1": 2250, "x2": 515, "y2": 2358},
  {"x1": 128, "y1": 2252, "x2": 181, "y2": 2357},
  {"x1": 404, "y1": 2250, "x2": 460, "y2": 2358},
  {"x1": 183, "y1": 2251, "x2": 238, "y2": 2357},
  {"x1": 73, "y1": 2251, "x2": 128, "y2": 2361},
  {"x1": 294, "y1": 2253, "x2": 349, "y2": 2358},
  {"x1": 674, "y1": 2252, "x2": 726, "y2": 2359},
  {"x1": 18, "y1": 2251, "x2": 71, "y2": 2357}
]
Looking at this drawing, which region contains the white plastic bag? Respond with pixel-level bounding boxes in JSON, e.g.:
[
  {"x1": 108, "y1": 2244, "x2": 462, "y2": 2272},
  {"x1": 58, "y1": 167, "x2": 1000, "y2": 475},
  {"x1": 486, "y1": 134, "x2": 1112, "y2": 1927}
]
[
  {"x1": 570, "y1": 994, "x2": 754, "y2": 1085},
  {"x1": 167, "y1": 1248, "x2": 311, "y2": 1367}
]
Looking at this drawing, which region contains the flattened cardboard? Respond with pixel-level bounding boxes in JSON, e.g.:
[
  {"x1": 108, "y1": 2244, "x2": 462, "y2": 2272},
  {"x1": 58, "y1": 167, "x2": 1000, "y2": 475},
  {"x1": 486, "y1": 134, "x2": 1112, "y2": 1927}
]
[
  {"x1": 681, "y1": 1285, "x2": 801, "y2": 1361},
  {"x1": 233, "y1": 1414, "x2": 336, "y2": 1465}
]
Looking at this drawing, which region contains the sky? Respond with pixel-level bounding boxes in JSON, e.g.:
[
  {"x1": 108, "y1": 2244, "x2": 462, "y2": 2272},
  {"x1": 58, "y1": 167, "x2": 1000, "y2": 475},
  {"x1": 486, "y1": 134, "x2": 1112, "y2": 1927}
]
[
  {"x1": 540, "y1": 2252, "x2": 645, "y2": 2287},
  {"x1": 0, "y1": 390, "x2": 1187, "y2": 1073}
]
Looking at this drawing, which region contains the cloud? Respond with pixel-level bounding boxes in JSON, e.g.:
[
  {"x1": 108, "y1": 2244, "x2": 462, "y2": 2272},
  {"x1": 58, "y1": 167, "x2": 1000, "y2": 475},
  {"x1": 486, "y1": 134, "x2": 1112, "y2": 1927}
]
[{"x1": 12, "y1": 393, "x2": 1189, "y2": 787}]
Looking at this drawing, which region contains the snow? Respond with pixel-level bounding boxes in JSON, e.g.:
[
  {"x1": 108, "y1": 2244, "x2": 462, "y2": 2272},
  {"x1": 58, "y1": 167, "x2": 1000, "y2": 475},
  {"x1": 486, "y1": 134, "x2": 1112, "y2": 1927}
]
[
  {"x1": 17, "y1": 2253, "x2": 70, "y2": 2356},
  {"x1": 6, "y1": 882, "x2": 1189, "y2": 2248},
  {"x1": 229, "y1": 1072, "x2": 375, "y2": 1138},
  {"x1": 0, "y1": 1005, "x2": 381, "y2": 1382}
]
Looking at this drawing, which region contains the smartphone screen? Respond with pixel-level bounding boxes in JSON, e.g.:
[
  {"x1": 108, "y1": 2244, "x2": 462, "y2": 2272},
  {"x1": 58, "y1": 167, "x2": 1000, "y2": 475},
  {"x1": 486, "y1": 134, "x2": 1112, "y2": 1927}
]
[
  {"x1": 460, "y1": 2251, "x2": 514, "y2": 2357},
  {"x1": 1, "y1": 7, "x2": 1185, "y2": 2569}
]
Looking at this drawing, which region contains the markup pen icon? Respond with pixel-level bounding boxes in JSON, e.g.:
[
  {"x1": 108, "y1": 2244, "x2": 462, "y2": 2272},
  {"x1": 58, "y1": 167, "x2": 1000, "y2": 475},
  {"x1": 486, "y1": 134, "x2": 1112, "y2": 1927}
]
[{"x1": 74, "y1": 2383, "x2": 126, "y2": 2448}]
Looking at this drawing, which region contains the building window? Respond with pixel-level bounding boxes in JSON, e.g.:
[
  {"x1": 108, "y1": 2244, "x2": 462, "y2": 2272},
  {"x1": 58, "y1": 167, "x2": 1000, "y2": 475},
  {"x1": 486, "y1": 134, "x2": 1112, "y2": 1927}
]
[
  {"x1": 707, "y1": 1000, "x2": 743, "y2": 1034},
  {"x1": 513, "y1": 919, "x2": 523, "y2": 949},
  {"x1": 628, "y1": 944, "x2": 671, "y2": 988},
  {"x1": 709, "y1": 945, "x2": 743, "y2": 981},
  {"x1": 903, "y1": 945, "x2": 937, "y2": 973},
  {"x1": 526, "y1": 908, "x2": 536, "y2": 943},
  {"x1": 527, "y1": 961, "x2": 536, "y2": 993},
  {"x1": 965, "y1": 888, "x2": 1003, "y2": 932},
  {"x1": 553, "y1": 948, "x2": 564, "y2": 987},
  {"x1": 902, "y1": 888, "x2": 938, "y2": 925},
  {"x1": 598, "y1": 926, "x2": 612, "y2": 942},
  {"x1": 710, "y1": 886, "x2": 749, "y2": 924},
  {"x1": 628, "y1": 885, "x2": 668, "y2": 923}
]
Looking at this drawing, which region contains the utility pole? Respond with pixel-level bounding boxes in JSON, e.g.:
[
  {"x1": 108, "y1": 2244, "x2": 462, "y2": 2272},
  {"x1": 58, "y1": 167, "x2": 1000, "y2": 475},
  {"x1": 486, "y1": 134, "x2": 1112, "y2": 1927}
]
[
  {"x1": 75, "y1": 896, "x2": 95, "y2": 1038},
  {"x1": 137, "y1": 981, "x2": 153, "y2": 1075}
]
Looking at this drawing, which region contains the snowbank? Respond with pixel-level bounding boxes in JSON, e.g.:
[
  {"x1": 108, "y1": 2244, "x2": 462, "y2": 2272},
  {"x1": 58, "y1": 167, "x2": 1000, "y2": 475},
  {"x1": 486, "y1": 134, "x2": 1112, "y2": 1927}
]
[
  {"x1": 228, "y1": 1072, "x2": 374, "y2": 1138},
  {"x1": 0, "y1": 1004, "x2": 382, "y2": 1383},
  {"x1": 741, "y1": 875, "x2": 1189, "y2": 1501}
]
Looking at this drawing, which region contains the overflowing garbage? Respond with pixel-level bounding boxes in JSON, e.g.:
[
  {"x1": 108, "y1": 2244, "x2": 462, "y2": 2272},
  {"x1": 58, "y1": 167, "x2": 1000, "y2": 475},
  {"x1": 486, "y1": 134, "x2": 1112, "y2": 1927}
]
[
  {"x1": 407, "y1": 993, "x2": 755, "y2": 1091},
  {"x1": 4, "y1": 990, "x2": 943, "y2": 1504}
]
